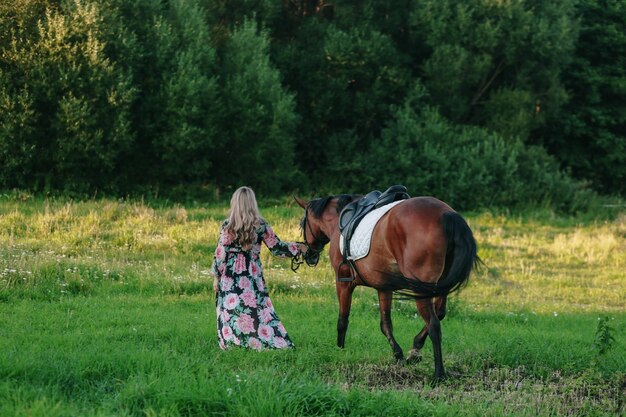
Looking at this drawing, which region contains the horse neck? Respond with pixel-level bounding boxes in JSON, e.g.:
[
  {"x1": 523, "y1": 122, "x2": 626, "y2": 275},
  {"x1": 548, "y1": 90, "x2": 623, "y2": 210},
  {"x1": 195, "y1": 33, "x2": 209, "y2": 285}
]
[{"x1": 319, "y1": 203, "x2": 341, "y2": 240}]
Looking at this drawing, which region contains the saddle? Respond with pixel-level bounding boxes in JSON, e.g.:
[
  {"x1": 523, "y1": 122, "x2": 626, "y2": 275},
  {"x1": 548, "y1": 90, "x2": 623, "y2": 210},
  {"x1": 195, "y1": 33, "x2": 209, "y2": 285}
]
[{"x1": 337, "y1": 185, "x2": 410, "y2": 282}]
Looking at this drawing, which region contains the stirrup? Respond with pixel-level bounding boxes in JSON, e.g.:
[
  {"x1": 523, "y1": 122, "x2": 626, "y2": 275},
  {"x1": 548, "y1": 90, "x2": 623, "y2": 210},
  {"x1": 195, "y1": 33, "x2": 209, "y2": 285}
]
[{"x1": 336, "y1": 260, "x2": 355, "y2": 282}]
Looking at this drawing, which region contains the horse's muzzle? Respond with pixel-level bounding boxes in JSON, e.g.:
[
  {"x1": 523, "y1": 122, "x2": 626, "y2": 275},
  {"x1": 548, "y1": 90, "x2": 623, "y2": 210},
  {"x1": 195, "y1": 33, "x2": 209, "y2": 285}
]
[{"x1": 303, "y1": 250, "x2": 320, "y2": 267}]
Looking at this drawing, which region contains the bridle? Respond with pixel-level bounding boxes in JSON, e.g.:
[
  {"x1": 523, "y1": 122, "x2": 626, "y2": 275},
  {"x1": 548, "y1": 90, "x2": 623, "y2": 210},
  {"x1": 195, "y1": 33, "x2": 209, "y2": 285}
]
[{"x1": 291, "y1": 207, "x2": 330, "y2": 272}]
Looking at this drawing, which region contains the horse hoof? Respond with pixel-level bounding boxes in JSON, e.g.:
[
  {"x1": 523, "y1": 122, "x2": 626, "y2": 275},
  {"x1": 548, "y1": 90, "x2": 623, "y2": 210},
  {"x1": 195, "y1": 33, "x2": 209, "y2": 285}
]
[
  {"x1": 430, "y1": 374, "x2": 447, "y2": 386},
  {"x1": 406, "y1": 349, "x2": 422, "y2": 364}
]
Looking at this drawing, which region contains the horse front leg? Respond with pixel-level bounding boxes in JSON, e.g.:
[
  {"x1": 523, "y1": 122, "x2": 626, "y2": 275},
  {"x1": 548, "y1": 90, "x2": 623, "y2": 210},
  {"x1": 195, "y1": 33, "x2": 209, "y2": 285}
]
[
  {"x1": 336, "y1": 282, "x2": 355, "y2": 348},
  {"x1": 377, "y1": 290, "x2": 404, "y2": 362}
]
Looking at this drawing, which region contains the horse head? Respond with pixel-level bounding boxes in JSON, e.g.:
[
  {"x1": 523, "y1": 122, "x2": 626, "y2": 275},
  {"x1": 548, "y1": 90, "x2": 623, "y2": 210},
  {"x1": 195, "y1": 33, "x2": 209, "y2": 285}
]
[{"x1": 294, "y1": 196, "x2": 332, "y2": 267}]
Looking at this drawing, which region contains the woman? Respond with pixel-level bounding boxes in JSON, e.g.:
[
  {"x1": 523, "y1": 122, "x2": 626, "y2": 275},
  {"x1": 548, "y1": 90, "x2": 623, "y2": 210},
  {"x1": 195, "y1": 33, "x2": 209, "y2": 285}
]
[{"x1": 211, "y1": 186, "x2": 306, "y2": 350}]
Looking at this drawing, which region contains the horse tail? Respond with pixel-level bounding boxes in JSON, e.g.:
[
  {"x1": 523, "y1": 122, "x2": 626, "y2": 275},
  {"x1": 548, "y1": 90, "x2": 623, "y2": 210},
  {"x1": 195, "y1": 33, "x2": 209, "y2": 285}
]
[
  {"x1": 436, "y1": 211, "x2": 479, "y2": 294},
  {"x1": 393, "y1": 211, "x2": 479, "y2": 299}
]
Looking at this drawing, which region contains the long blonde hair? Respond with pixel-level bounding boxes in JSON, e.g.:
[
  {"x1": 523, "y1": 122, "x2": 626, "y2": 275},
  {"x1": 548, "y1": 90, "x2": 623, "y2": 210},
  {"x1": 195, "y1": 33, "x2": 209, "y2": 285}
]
[{"x1": 225, "y1": 186, "x2": 261, "y2": 249}]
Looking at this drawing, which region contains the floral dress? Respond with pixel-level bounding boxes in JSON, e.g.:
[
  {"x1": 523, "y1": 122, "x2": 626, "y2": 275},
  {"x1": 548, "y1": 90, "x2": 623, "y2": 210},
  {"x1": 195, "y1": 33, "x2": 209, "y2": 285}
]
[{"x1": 211, "y1": 220, "x2": 300, "y2": 350}]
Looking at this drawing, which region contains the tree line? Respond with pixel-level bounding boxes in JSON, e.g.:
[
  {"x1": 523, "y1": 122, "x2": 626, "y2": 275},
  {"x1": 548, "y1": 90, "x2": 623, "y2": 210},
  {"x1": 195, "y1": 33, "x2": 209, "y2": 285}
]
[{"x1": 0, "y1": 0, "x2": 624, "y2": 210}]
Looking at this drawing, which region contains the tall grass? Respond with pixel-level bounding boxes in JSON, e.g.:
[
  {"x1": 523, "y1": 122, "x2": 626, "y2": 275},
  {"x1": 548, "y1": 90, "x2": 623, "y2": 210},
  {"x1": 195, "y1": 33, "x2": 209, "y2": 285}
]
[{"x1": 0, "y1": 193, "x2": 624, "y2": 416}]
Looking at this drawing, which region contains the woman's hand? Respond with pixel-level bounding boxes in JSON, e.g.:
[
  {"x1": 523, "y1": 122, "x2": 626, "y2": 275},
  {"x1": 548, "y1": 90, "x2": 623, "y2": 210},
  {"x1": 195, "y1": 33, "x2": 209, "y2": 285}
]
[{"x1": 213, "y1": 276, "x2": 219, "y2": 294}]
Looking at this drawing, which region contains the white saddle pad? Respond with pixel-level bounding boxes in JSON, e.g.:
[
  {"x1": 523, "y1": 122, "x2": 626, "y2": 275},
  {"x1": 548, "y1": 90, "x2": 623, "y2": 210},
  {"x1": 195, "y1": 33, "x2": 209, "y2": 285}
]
[{"x1": 339, "y1": 200, "x2": 403, "y2": 261}]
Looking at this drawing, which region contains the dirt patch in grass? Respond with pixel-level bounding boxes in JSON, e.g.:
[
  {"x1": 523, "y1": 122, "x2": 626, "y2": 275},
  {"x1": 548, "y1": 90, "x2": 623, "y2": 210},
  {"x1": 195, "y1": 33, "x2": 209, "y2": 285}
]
[{"x1": 327, "y1": 363, "x2": 624, "y2": 416}]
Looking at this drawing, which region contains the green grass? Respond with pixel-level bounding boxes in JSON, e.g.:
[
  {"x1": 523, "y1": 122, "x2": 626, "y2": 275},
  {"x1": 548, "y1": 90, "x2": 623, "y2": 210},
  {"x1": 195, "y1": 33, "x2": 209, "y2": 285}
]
[{"x1": 0, "y1": 193, "x2": 624, "y2": 416}]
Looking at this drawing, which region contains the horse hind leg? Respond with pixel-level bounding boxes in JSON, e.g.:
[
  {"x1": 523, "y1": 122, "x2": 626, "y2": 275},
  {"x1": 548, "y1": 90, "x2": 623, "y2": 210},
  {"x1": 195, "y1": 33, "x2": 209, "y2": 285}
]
[
  {"x1": 427, "y1": 298, "x2": 447, "y2": 383},
  {"x1": 407, "y1": 297, "x2": 447, "y2": 367},
  {"x1": 377, "y1": 290, "x2": 404, "y2": 362},
  {"x1": 406, "y1": 324, "x2": 428, "y2": 364}
]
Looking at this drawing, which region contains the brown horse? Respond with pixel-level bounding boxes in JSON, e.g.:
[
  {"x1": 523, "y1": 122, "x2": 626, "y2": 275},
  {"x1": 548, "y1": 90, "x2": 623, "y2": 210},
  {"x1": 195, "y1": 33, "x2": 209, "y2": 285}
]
[{"x1": 294, "y1": 194, "x2": 479, "y2": 382}]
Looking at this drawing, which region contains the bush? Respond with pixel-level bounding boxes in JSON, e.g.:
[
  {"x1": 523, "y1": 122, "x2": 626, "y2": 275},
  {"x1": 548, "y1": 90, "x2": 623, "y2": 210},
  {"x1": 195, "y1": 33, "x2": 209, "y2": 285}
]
[{"x1": 367, "y1": 85, "x2": 591, "y2": 211}]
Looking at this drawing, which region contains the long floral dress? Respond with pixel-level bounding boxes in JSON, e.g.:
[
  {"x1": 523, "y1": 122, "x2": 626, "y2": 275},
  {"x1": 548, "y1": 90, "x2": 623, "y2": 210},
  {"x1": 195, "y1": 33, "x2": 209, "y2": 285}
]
[{"x1": 211, "y1": 220, "x2": 300, "y2": 350}]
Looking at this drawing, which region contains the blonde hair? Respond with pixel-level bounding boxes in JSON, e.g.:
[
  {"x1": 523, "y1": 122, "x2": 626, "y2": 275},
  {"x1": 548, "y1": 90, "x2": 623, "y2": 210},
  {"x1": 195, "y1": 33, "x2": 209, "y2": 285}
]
[{"x1": 226, "y1": 186, "x2": 261, "y2": 249}]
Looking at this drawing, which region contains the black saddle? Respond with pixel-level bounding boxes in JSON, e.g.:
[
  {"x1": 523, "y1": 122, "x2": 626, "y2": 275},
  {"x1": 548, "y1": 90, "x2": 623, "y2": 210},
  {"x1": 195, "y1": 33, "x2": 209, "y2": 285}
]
[{"x1": 339, "y1": 185, "x2": 410, "y2": 261}]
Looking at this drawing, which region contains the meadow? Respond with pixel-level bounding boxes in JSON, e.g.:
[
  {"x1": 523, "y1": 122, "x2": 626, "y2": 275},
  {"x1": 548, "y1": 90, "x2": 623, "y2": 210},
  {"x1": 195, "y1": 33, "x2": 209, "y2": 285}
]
[{"x1": 0, "y1": 192, "x2": 624, "y2": 416}]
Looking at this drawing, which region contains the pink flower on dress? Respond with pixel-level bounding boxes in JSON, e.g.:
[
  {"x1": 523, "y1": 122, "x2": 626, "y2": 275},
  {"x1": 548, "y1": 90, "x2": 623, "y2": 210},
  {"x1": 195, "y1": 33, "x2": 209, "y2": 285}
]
[
  {"x1": 259, "y1": 308, "x2": 273, "y2": 324},
  {"x1": 248, "y1": 261, "x2": 261, "y2": 279},
  {"x1": 256, "y1": 277, "x2": 266, "y2": 292},
  {"x1": 248, "y1": 337, "x2": 262, "y2": 351},
  {"x1": 222, "y1": 326, "x2": 234, "y2": 340},
  {"x1": 220, "y1": 276, "x2": 233, "y2": 292},
  {"x1": 264, "y1": 297, "x2": 273, "y2": 309},
  {"x1": 236, "y1": 313, "x2": 255, "y2": 334},
  {"x1": 238, "y1": 276, "x2": 251, "y2": 290},
  {"x1": 241, "y1": 291, "x2": 257, "y2": 308},
  {"x1": 288, "y1": 242, "x2": 299, "y2": 255},
  {"x1": 263, "y1": 228, "x2": 278, "y2": 247},
  {"x1": 233, "y1": 254, "x2": 246, "y2": 274},
  {"x1": 223, "y1": 293, "x2": 239, "y2": 310},
  {"x1": 218, "y1": 263, "x2": 226, "y2": 276},
  {"x1": 221, "y1": 309, "x2": 231, "y2": 324},
  {"x1": 215, "y1": 244, "x2": 225, "y2": 262},
  {"x1": 221, "y1": 231, "x2": 233, "y2": 246},
  {"x1": 258, "y1": 324, "x2": 274, "y2": 342},
  {"x1": 273, "y1": 337, "x2": 289, "y2": 349},
  {"x1": 277, "y1": 322, "x2": 287, "y2": 336},
  {"x1": 233, "y1": 336, "x2": 241, "y2": 346}
]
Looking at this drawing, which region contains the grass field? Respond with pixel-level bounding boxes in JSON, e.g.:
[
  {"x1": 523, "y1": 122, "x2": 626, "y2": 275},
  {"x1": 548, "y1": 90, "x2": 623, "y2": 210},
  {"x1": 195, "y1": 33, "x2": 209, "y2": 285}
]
[{"x1": 0, "y1": 193, "x2": 624, "y2": 416}]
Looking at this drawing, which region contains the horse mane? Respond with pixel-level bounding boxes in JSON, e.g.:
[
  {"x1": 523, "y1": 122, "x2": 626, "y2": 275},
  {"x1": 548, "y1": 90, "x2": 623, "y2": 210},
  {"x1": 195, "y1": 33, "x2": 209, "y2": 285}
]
[{"x1": 308, "y1": 194, "x2": 358, "y2": 218}]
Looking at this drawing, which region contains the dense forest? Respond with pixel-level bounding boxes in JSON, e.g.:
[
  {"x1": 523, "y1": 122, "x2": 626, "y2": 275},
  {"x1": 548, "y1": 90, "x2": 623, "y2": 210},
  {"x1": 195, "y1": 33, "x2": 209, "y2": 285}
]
[{"x1": 0, "y1": 0, "x2": 624, "y2": 210}]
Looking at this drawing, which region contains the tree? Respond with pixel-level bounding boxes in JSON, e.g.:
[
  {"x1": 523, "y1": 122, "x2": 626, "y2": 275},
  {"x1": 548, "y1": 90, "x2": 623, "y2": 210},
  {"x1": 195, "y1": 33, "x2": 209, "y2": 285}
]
[
  {"x1": 410, "y1": 0, "x2": 577, "y2": 142},
  {"x1": 541, "y1": 0, "x2": 626, "y2": 195},
  {"x1": 215, "y1": 18, "x2": 299, "y2": 194},
  {"x1": 367, "y1": 84, "x2": 589, "y2": 211},
  {"x1": 0, "y1": 0, "x2": 135, "y2": 192},
  {"x1": 149, "y1": 0, "x2": 221, "y2": 185},
  {"x1": 273, "y1": 19, "x2": 410, "y2": 189}
]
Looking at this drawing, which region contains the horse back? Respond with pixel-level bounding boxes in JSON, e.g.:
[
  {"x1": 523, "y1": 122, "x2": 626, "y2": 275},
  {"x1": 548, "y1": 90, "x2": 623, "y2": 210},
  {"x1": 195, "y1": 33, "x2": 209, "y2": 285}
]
[{"x1": 386, "y1": 197, "x2": 455, "y2": 238}]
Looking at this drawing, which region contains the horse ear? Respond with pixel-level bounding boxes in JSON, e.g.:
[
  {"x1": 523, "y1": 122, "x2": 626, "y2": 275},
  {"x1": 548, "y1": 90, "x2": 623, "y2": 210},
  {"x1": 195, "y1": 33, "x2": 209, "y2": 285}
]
[{"x1": 293, "y1": 196, "x2": 308, "y2": 208}]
